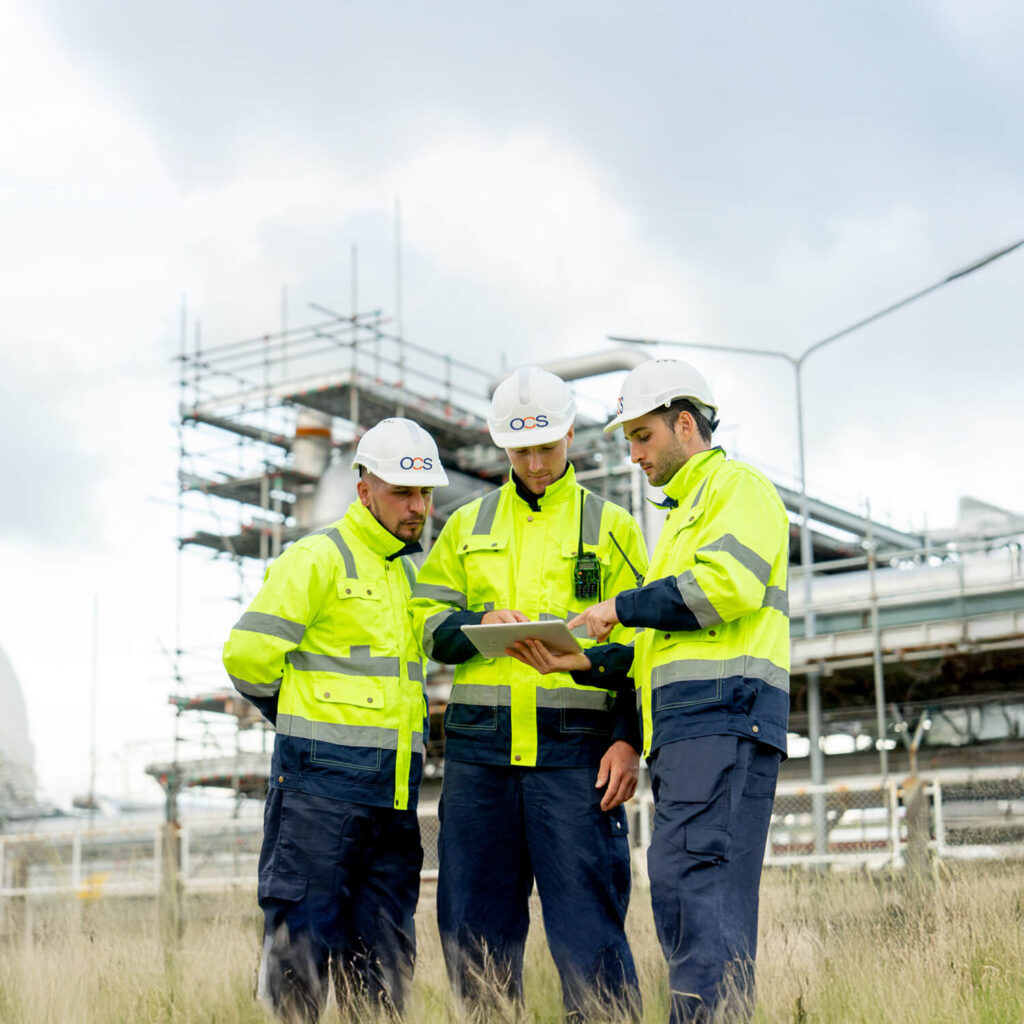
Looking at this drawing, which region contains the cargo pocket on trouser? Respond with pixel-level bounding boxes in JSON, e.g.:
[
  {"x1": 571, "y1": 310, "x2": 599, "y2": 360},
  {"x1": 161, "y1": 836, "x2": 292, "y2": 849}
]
[
  {"x1": 648, "y1": 752, "x2": 735, "y2": 990},
  {"x1": 684, "y1": 825, "x2": 730, "y2": 865},
  {"x1": 258, "y1": 870, "x2": 308, "y2": 905},
  {"x1": 256, "y1": 872, "x2": 326, "y2": 1021},
  {"x1": 606, "y1": 806, "x2": 632, "y2": 921}
]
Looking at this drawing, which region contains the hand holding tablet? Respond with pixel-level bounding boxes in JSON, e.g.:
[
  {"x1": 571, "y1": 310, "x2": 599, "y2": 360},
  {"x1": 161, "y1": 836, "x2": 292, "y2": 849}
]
[{"x1": 460, "y1": 619, "x2": 582, "y2": 658}]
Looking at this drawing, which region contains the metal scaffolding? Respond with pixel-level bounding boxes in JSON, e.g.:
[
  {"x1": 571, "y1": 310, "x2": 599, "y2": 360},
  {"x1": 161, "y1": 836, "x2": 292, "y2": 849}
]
[{"x1": 152, "y1": 307, "x2": 642, "y2": 805}]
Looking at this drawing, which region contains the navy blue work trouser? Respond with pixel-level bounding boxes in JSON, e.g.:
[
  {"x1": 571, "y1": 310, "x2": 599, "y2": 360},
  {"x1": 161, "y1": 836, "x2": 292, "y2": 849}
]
[
  {"x1": 257, "y1": 788, "x2": 422, "y2": 1022},
  {"x1": 647, "y1": 735, "x2": 780, "y2": 1024},
  {"x1": 438, "y1": 759, "x2": 640, "y2": 1021}
]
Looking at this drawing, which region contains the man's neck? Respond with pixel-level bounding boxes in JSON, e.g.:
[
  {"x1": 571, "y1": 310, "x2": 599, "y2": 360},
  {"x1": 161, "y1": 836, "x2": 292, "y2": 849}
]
[{"x1": 510, "y1": 463, "x2": 569, "y2": 511}]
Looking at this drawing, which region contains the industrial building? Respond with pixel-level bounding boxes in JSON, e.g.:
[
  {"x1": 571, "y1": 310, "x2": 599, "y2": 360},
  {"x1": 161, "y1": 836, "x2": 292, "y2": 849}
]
[
  {"x1": 150, "y1": 307, "x2": 1024, "y2": 812},
  {"x1": 3, "y1": 307, "x2": 1022, "y2": 896}
]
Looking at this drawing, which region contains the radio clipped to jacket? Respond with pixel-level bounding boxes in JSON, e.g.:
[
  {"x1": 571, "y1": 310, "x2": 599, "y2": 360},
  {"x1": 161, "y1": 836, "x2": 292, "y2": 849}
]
[{"x1": 573, "y1": 492, "x2": 602, "y2": 601}]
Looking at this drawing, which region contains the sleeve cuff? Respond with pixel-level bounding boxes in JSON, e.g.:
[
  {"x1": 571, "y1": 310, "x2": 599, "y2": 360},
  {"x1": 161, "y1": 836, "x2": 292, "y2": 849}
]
[
  {"x1": 570, "y1": 643, "x2": 635, "y2": 692},
  {"x1": 614, "y1": 589, "x2": 642, "y2": 627}
]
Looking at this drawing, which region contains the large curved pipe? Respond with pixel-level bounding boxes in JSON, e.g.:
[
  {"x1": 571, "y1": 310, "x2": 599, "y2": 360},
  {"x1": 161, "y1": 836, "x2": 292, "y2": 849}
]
[{"x1": 487, "y1": 348, "x2": 650, "y2": 395}]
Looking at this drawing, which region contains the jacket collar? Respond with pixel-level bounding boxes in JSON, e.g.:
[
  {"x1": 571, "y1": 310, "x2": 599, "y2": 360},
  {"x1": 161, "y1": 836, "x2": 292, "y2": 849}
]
[
  {"x1": 661, "y1": 447, "x2": 726, "y2": 508},
  {"x1": 509, "y1": 462, "x2": 576, "y2": 512},
  {"x1": 342, "y1": 500, "x2": 421, "y2": 560}
]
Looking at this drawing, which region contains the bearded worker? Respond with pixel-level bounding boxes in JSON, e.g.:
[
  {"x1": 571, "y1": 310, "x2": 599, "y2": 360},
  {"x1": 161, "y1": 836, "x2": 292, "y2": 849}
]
[
  {"x1": 223, "y1": 417, "x2": 448, "y2": 1022},
  {"x1": 511, "y1": 359, "x2": 790, "y2": 1024}
]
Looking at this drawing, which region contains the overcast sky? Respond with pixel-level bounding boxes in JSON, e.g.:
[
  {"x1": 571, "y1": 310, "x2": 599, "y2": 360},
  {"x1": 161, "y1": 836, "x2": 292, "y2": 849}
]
[{"x1": 1, "y1": 0, "x2": 1021, "y2": 805}]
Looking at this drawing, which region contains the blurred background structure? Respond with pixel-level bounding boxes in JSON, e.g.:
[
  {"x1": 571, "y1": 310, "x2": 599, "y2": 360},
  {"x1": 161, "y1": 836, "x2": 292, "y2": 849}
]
[
  {"x1": 0, "y1": 646, "x2": 37, "y2": 822},
  {"x1": 2, "y1": 312, "x2": 1024, "y2": 898}
]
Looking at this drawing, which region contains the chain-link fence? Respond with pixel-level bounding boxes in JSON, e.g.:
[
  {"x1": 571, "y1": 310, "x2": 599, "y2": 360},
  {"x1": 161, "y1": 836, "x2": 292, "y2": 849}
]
[
  {"x1": 0, "y1": 801, "x2": 444, "y2": 902},
  {"x1": 633, "y1": 768, "x2": 1024, "y2": 871},
  {"x1": 3, "y1": 771, "x2": 1023, "y2": 903}
]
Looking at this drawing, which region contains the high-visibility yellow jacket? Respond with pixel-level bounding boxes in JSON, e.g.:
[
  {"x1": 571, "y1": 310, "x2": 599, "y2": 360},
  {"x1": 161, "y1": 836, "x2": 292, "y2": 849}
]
[
  {"x1": 409, "y1": 466, "x2": 648, "y2": 767},
  {"x1": 621, "y1": 448, "x2": 790, "y2": 757},
  {"x1": 222, "y1": 500, "x2": 428, "y2": 810}
]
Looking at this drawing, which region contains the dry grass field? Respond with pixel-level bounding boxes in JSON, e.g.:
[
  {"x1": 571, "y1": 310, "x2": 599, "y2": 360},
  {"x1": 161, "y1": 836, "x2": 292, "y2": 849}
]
[{"x1": 2, "y1": 860, "x2": 1024, "y2": 1023}]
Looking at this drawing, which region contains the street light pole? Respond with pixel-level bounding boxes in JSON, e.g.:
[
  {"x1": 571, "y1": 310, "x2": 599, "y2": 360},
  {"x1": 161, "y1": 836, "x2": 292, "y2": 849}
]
[{"x1": 610, "y1": 237, "x2": 1023, "y2": 854}]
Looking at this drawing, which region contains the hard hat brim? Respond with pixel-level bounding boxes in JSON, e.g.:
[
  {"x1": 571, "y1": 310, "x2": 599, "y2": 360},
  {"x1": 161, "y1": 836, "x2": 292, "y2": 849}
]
[{"x1": 603, "y1": 412, "x2": 632, "y2": 434}]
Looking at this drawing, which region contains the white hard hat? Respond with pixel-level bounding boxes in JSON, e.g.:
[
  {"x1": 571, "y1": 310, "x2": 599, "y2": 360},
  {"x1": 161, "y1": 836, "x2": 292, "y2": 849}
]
[
  {"x1": 488, "y1": 366, "x2": 576, "y2": 448},
  {"x1": 352, "y1": 418, "x2": 449, "y2": 486},
  {"x1": 604, "y1": 359, "x2": 718, "y2": 433}
]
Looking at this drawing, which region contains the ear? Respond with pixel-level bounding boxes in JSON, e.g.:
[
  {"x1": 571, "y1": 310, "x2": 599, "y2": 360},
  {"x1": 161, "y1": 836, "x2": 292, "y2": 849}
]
[
  {"x1": 564, "y1": 424, "x2": 575, "y2": 449},
  {"x1": 674, "y1": 409, "x2": 696, "y2": 440},
  {"x1": 357, "y1": 478, "x2": 372, "y2": 508}
]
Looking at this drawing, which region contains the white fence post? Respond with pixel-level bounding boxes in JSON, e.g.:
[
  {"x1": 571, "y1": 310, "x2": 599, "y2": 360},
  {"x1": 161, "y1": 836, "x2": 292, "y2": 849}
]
[
  {"x1": 180, "y1": 825, "x2": 191, "y2": 883},
  {"x1": 932, "y1": 777, "x2": 945, "y2": 858},
  {"x1": 154, "y1": 825, "x2": 162, "y2": 890},
  {"x1": 638, "y1": 794, "x2": 652, "y2": 849},
  {"x1": 72, "y1": 832, "x2": 82, "y2": 892},
  {"x1": 889, "y1": 779, "x2": 901, "y2": 869}
]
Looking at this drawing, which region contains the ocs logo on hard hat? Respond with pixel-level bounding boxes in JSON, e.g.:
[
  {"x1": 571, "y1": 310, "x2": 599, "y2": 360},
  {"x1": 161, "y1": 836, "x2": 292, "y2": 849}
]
[
  {"x1": 509, "y1": 415, "x2": 549, "y2": 431},
  {"x1": 399, "y1": 456, "x2": 434, "y2": 470},
  {"x1": 616, "y1": 396, "x2": 624, "y2": 414}
]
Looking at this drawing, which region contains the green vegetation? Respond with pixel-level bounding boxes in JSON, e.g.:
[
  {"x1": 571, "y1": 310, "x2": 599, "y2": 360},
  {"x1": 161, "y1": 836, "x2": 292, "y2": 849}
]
[{"x1": 2, "y1": 861, "x2": 1023, "y2": 1023}]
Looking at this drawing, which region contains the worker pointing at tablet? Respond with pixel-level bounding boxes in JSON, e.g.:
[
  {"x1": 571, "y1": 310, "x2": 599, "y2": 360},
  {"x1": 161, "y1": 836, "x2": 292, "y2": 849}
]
[
  {"x1": 410, "y1": 366, "x2": 649, "y2": 1021},
  {"x1": 509, "y1": 359, "x2": 790, "y2": 1024}
]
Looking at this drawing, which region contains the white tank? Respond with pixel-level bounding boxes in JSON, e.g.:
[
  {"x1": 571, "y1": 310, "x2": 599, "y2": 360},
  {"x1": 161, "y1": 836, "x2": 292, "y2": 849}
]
[
  {"x1": 292, "y1": 408, "x2": 334, "y2": 526},
  {"x1": 310, "y1": 459, "x2": 359, "y2": 526},
  {"x1": 0, "y1": 644, "x2": 36, "y2": 811}
]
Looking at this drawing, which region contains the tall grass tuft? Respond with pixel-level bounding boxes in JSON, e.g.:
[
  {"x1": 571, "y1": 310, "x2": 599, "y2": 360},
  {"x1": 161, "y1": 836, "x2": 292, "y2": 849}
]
[{"x1": 2, "y1": 862, "x2": 1024, "y2": 1022}]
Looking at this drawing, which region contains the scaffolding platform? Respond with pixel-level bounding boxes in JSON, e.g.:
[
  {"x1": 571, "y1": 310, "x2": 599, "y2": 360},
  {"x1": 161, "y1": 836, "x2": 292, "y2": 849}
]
[{"x1": 180, "y1": 467, "x2": 320, "y2": 510}]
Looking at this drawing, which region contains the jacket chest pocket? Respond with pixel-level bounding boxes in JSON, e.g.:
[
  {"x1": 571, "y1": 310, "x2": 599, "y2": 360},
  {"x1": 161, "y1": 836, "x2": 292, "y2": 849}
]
[
  {"x1": 457, "y1": 535, "x2": 510, "y2": 608},
  {"x1": 334, "y1": 579, "x2": 387, "y2": 647},
  {"x1": 650, "y1": 502, "x2": 706, "y2": 577}
]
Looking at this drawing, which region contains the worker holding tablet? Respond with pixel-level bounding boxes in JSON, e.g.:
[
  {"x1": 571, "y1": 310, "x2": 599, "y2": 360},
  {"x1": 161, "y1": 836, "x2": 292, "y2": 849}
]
[
  {"x1": 410, "y1": 366, "x2": 649, "y2": 1021},
  {"x1": 511, "y1": 359, "x2": 790, "y2": 1024}
]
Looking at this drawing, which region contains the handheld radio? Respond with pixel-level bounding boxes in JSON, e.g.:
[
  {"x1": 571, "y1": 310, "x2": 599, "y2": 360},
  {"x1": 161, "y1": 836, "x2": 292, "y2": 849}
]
[{"x1": 573, "y1": 492, "x2": 601, "y2": 600}]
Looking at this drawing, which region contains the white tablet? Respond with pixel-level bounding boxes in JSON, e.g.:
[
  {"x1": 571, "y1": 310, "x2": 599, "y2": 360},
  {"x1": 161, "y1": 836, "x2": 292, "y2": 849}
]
[{"x1": 460, "y1": 620, "x2": 583, "y2": 658}]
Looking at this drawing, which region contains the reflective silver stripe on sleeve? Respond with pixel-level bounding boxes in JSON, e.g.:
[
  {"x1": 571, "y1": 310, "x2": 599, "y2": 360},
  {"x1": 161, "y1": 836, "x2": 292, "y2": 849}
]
[
  {"x1": 536, "y1": 687, "x2": 614, "y2": 712},
  {"x1": 762, "y1": 586, "x2": 789, "y2": 615},
  {"x1": 472, "y1": 490, "x2": 502, "y2": 535},
  {"x1": 276, "y1": 714, "x2": 424, "y2": 753},
  {"x1": 230, "y1": 674, "x2": 282, "y2": 697},
  {"x1": 233, "y1": 611, "x2": 306, "y2": 644},
  {"x1": 689, "y1": 478, "x2": 709, "y2": 509},
  {"x1": 412, "y1": 583, "x2": 468, "y2": 609},
  {"x1": 400, "y1": 556, "x2": 417, "y2": 590},
  {"x1": 697, "y1": 533, "x2": 771, "y2": 586},
  {"x1": 286, "y1": 651, "x2": 401, "y2": 676},
  {"x1": 312, "y1": 526, "x2": 358, "y2": 577},
  {"x1": 651, "y1": 655, "x2": 789, "y2": 693},
  {"x1": 422, "y1": 608, "x2": 456, "y2": 660},
  {"x1": 447, "y1": 683, "x2": 512, "y2": 707},
  {"x1": 676, "y1": 570, "x2": 723, "y2": 628},
  {"x1": 581, "y1": 491, "x2": 606, "y2": 546},
  {"x1": 407, "y1": 661, "x2": 425, "y2": 684}
]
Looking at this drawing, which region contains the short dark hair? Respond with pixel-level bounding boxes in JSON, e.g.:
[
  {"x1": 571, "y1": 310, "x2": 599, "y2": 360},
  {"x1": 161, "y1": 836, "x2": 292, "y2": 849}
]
[{"x1": 660, "y1": 398, "x2": 714, "y2": 443}]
